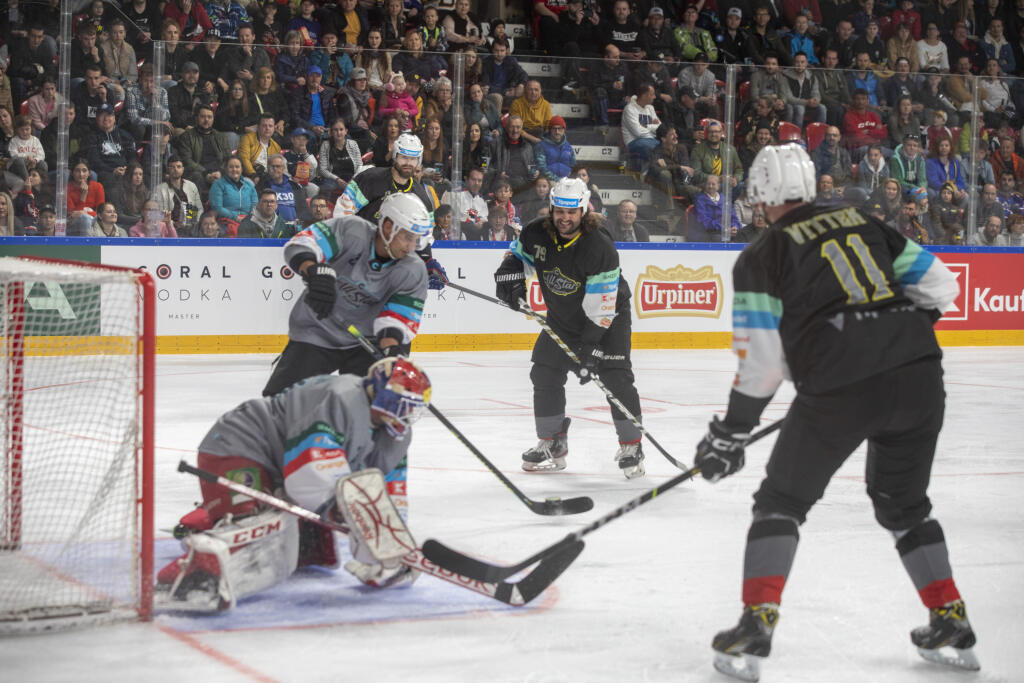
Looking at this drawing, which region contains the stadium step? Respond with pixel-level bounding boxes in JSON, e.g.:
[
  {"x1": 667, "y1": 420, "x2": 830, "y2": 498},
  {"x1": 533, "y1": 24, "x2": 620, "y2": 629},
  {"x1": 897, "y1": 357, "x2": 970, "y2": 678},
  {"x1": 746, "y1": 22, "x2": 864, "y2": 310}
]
[
  {"x1": 598, "y1": 187, "x2": 653, "y2": 205},
  {"x1": 573, "y1": 144, "x2": 621, "y2": 163},
  {"x1": 551, "y1": 102, "x2": 591, "y2": 119},
  {"x1": 521, "y1": 61, "x2": 563, "y2": 78}
]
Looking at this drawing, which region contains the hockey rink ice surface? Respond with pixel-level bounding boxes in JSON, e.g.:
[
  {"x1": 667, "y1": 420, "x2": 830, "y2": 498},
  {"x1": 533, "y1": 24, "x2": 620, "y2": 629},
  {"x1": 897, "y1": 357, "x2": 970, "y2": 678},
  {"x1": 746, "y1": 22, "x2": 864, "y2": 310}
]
[{"x1": 2, "y1": 347, "x2": 1021, "y2": 683}]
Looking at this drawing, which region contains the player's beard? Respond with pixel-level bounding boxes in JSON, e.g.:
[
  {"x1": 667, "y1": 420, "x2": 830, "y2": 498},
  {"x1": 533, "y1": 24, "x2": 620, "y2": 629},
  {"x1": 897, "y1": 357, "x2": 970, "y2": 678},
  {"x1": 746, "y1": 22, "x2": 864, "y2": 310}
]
[
  {"x1": 394, "y1": 161, "x2": 416, "y2": 180},
  {"x1": 555, "y1": 216, "x2": 581, "y2": 238}
]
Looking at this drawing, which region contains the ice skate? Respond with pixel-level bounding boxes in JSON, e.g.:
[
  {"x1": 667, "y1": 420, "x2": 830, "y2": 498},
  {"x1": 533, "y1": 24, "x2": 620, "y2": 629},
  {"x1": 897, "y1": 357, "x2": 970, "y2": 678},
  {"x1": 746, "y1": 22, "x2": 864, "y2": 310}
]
[
  {"x1": 911, "y1": 600, "x2": 980, "y2": 671},
  {"x1": 522, "y1": 418, "x2": 570, "y2": 472},
  {"x1": 614, "y1": 441, "x2": 645, "y2": 479},
  {"x1": 711, "y1": 603, "x2": 779, "y2": 682}
]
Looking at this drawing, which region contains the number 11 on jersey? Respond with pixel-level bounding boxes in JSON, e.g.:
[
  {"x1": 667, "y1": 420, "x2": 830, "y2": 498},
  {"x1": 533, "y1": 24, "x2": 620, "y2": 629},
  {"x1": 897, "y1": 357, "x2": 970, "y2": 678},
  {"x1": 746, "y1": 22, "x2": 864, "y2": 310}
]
[{"x1": 820, "y1": 234, "x2": 895, "y2": 305}]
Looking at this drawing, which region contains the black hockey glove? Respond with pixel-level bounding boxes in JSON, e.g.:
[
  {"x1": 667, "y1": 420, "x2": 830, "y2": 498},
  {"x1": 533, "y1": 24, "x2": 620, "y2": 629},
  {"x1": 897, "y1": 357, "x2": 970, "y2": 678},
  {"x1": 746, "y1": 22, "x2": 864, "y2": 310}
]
[
  {"x1": 495, "y1": 272, "x2": 526, "y2": 310},
  {"x1": 577, "y1": 344, "x2": 602, "y2": 385},
  {"x1": 303, "y1": 263, "x2": 337, "y2": 319},
  {"x1": 381, "y1": 343, "x2": 402, "y2": 358},
  {"x1": 495, "y1": 253, "x2": 526, "y2": 310},
  {"x1": 694, "y1": 417, "x2": 750, "y2": 483}
]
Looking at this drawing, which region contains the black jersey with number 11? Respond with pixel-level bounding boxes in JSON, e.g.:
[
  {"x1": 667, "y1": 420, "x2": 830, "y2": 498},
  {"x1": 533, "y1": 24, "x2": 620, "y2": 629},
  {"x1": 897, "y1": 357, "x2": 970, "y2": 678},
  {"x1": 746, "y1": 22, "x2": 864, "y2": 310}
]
[{"x1": 728, "y1": 202, "x2": 960, "y2": 417}]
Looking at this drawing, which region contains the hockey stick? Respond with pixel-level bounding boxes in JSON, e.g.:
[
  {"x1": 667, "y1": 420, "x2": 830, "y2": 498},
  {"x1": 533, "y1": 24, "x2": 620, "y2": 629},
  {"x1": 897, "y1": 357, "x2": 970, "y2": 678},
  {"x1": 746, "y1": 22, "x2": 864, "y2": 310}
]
[
  {"x1": 343, "y1": 323, "x2": 595, "y2": 516},
  {"x1": 176, "y1": 460, "x2": 583, "y2": 606},
  {"x1": 421, "y1": 418, "x2": 785, "y2": 583},
  {"x1": 445, "y1": 281, "x2": 688, "y2": 470}
]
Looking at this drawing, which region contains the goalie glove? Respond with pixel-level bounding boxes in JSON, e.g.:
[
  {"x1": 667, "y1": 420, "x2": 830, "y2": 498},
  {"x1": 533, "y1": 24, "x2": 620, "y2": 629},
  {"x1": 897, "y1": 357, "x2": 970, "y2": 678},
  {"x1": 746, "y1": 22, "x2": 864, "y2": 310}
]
[
  {"x1": 303, "y1": 263, "x2": 337, "y2": 319},
  {"x1": 694, "y1": 417, "x2": 750, "y2": 483}
]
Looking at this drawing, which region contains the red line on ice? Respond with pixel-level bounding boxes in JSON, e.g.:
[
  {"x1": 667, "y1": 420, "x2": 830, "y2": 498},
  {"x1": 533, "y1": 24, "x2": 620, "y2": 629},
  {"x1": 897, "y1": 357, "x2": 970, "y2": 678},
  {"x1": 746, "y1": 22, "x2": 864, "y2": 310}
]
[{"x1": 156, "y1": 624, "x2": 283, "y2": 683}]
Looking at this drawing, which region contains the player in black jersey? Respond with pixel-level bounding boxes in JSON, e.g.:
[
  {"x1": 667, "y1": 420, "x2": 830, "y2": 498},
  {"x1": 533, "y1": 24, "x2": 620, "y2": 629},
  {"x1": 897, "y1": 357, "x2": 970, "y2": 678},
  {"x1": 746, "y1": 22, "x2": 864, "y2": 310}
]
[
  {"x1": 693, "y1": 144, "x2": 978, "y2": 681},
  {"x1": 333, "y1": 133, "x2": 448, "y2": 289},
  {"x1": 494, "y1": 177, "x2": 645, "y2": 479}
]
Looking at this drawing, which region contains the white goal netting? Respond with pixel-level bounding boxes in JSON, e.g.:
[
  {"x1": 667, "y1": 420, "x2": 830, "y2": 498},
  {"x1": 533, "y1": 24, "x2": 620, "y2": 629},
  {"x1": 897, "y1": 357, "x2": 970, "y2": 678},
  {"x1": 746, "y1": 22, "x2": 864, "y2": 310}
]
[{"x1": 0, "y1": 257, "x2": 153, "y2": 633}]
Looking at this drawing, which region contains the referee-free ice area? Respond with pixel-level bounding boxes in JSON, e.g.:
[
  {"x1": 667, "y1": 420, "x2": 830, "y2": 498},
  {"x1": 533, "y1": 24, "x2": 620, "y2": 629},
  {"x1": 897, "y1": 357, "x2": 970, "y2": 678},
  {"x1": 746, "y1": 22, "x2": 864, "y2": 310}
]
[{"x1": 2, "y1": 348, "x2": 1021, "y2": 683}]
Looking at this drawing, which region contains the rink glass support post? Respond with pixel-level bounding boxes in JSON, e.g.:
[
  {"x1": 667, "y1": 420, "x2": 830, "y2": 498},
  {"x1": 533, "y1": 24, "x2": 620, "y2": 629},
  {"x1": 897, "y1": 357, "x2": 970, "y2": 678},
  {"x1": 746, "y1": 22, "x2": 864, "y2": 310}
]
[
  {"x1": 54, "y1": 2, "x2": 73, "y2": 234},
  {"x1": 450, "y1": 51, "x2": 466, "y2": 220},
  {"x1": 965, "y1": 75, "x2": 981, "y2": 239},
  {"x1": 720, "y1": 63, "x2": 738, "y2": 243}
]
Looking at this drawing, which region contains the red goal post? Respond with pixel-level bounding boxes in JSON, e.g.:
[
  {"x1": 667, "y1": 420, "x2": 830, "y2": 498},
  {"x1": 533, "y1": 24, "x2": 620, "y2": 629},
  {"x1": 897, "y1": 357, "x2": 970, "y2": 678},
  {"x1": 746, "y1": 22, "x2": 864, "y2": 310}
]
[{"x1": 1, "y1": 256, "x2": 155, "y2": 632}]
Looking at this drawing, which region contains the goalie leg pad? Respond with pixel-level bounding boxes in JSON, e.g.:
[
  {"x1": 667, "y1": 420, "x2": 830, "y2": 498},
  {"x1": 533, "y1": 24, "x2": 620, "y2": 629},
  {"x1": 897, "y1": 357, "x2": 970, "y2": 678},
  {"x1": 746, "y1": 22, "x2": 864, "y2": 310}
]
[
  {"x1": 336, "y1": 468, "x2": 419, "y2": 588},
  {"x1": 156, "y1": 509, "x2": 300, "y2": 611}
]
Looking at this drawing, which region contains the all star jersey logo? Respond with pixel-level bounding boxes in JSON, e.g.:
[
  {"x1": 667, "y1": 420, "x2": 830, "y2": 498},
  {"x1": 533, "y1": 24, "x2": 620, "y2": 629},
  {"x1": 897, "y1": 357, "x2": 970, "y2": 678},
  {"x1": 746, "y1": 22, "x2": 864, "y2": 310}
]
[{"x1": 542, "y1": 267, "x2": 581, "y2": 296}]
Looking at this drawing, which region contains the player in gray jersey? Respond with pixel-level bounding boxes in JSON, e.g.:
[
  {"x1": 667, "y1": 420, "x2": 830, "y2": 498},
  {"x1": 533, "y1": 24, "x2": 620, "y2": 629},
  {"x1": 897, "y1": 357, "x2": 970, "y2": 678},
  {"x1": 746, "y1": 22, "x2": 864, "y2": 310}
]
[
  {"x1": 157, "y1": 359, "x2": 433, "y2": 611},
  {"x1": 263, "y1": 192, "x2": 432, "y2": 397}
]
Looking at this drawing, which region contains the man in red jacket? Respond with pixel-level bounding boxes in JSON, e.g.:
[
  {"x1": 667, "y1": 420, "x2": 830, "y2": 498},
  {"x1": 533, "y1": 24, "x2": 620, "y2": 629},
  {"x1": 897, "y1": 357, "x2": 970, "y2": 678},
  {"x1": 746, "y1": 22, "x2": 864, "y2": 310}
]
[{"x1": 842, "y1": 89, "x2": 888, "y2": 159}]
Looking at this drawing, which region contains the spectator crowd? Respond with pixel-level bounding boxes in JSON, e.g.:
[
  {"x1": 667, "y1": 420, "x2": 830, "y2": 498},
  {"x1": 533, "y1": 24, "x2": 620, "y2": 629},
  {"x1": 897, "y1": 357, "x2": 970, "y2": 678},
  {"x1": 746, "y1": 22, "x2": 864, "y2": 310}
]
[{"x1": 0, "y1": 0, "x2": 1022, "y2": 245}]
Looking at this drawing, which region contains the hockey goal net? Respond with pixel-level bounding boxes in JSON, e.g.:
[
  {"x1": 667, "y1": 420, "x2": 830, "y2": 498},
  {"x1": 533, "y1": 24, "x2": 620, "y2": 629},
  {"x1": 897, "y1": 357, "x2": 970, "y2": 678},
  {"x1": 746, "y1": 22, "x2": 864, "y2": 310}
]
[{"x1": 0, "y1": 256, "x2": 155, "y2": 633}]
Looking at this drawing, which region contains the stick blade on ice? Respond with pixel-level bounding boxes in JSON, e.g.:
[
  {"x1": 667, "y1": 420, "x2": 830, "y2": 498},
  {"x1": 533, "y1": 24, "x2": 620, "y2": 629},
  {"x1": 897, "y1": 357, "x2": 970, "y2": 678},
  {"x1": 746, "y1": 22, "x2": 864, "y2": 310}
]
[{"x1": 530, "y1": 495, "x2": 594, "y2": 515}]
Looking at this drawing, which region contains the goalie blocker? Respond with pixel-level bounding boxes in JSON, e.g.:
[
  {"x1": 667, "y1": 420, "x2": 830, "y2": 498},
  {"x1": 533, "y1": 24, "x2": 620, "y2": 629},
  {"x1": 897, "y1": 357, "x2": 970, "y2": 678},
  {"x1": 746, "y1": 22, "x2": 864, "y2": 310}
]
[{"x1": 157, "y1": 359, "x2": 432, "y2": 611}]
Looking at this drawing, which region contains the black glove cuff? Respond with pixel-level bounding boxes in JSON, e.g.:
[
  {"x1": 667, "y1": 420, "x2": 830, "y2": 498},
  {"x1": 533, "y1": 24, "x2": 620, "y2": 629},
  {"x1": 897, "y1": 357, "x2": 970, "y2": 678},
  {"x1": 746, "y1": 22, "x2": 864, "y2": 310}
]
[
  {"x1": 377, "y1": 326, "x2": 405, "y2": 347},
  {"x1": 290, "y1": 253, "x2": 316, "y2": 276}
]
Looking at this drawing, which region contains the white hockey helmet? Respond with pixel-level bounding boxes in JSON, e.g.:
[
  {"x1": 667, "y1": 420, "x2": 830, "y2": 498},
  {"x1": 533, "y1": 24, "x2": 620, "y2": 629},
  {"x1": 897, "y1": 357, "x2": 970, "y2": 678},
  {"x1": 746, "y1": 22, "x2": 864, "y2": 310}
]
[
  {"x1": 392, "y1": 133, "x2": 424, "y2": 167},
  {"x1": 747, "y1": 143, "x2": 817, "y2": 207},
  {"x1": 549, "y1": 177, "x2": 591, "y2": 213},
  {"x1": 378, "y1": 192, "x2": 433, "y2": 253}
]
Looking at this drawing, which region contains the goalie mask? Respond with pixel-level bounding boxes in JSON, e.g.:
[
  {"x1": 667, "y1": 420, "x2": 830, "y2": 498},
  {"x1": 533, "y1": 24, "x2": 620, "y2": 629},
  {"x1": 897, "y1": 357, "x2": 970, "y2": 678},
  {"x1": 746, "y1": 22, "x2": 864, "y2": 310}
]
[{"x1": 365, "y1": 357, "x2": 432, "y2": 439}]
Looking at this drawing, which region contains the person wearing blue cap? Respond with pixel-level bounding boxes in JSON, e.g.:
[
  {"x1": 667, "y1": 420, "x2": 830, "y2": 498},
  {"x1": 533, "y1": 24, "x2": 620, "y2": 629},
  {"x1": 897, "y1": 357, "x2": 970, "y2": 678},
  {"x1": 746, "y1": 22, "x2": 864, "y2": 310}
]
[{"x1": 291, "y1": 63, "x2": 336, "y2": 139}]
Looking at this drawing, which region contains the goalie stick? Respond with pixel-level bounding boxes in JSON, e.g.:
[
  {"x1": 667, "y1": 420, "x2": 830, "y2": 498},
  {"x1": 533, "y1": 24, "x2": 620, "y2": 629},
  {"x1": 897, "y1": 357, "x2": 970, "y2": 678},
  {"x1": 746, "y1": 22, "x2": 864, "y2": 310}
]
[
  {"x1": 444, "y1": 281, "x2": 687, "y2": 470},
  {"x1": 343, "y1": 323, "x2": 595, "y2": 516},
  {"x1": 176, "y1": 460, "x2": 583, "y2": 606},
  {"x1": 421, "y1": 418, "x2": 785, "y2": 583}
]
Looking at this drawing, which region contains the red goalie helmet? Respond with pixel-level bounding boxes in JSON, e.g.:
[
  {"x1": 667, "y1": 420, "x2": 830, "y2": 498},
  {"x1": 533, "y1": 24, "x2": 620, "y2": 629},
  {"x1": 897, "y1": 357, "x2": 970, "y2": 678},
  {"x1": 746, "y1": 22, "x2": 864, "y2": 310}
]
[{"x1": 365, "y1": 357, "x2": 432, "y2": 439}]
